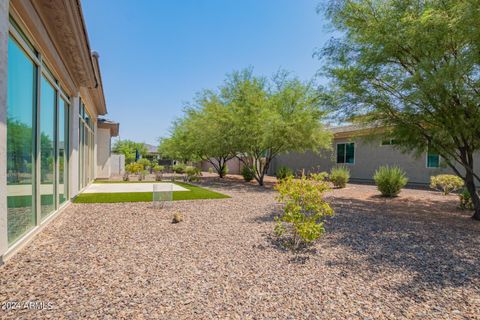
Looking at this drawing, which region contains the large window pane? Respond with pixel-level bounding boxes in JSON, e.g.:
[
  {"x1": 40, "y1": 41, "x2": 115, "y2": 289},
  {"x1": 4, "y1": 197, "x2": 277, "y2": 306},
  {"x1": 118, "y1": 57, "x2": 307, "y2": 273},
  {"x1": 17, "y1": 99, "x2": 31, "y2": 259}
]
[
  {"x1": 345, "y1": 143, "x2": 355, "y2": 164},
  {"x1": 6, "y1": 36, "x2": 36, "y2": 244},
  {"x1": 427, "y1": 151, "x2": 440, "y2": 168},
  {"x1": 40, "y1": 76, "x2": 56, "y2": 219},
  {"x1": 58, "y1": 98, "x2": 68, "y2": 204},
  {"x1": 336, "y1": 143, "x2": 345, "y2": 163}
]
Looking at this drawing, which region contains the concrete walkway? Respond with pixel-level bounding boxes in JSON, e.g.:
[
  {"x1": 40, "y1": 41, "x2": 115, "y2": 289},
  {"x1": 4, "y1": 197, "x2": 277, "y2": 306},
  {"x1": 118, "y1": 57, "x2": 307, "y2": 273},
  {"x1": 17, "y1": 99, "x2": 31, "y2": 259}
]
[{"x1": 83, "y1": 182, "x2": 189, "y2": 193}]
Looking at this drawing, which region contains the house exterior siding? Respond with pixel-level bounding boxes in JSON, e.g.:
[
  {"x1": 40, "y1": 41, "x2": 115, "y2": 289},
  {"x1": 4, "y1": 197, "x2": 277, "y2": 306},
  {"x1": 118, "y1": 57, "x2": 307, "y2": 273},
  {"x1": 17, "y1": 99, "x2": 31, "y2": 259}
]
[
  {"x1": 0, "y1": 0, "x2": 118, "y2": 263},
  {"x1": 270, "y1": 135, "x2": 480, "y2": 186}
]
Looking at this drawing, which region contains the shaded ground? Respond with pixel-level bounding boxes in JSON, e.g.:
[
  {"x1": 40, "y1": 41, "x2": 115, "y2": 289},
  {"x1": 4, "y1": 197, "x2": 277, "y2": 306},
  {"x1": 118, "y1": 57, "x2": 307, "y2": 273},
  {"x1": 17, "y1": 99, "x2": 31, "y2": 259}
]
[{"x1": 0, "y1": 179, "x2": 479, "y2": 319}]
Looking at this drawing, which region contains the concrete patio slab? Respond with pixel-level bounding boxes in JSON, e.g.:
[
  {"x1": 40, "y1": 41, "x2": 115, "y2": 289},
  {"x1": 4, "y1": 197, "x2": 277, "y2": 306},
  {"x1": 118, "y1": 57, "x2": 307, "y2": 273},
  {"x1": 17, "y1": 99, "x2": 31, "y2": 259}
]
[{"x1": 83, "y1": 183, "x2": 189, "y2": 193}]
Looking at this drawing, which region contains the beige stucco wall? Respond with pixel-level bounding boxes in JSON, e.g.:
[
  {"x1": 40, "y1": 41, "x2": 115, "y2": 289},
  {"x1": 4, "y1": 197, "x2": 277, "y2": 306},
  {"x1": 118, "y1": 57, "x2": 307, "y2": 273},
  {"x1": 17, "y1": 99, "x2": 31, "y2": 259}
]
[
  {"x1": 270, "y1": 136, "x2": 480, "y2": 185},
  {"x1": 96, "y1": 127, "x2": 112, "y2": 179},
  {"x1": 201, "y1": 158, "x2": 243, "y2": 175}
]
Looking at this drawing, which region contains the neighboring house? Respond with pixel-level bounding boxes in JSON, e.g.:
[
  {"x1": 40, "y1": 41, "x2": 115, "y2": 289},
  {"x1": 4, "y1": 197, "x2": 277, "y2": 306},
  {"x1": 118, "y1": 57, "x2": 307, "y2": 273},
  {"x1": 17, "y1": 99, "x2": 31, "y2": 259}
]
[
  {"x1": 270, "y1": 124, "x2": 480, "y2": 185},
  {"x1": 0, "y1": 0, "x2": 119, "y2": 262},
  {"x1": 144, "y1": 143, "x2": 160, "y2": 164}
]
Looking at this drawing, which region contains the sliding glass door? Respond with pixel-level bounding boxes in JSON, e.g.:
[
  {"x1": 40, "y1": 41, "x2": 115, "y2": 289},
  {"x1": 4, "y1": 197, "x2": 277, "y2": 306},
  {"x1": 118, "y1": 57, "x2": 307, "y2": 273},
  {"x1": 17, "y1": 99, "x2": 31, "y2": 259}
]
[
  {"x1": 6, "y1": 36, "x2": 36, "y2": 244},
  {"x1": 7, "y1": 18, "x2": 71, "y2": 246},
  {"x1": 40, "y1": 76, "x2": 56, "y2": 219},
  {"x1": 58, "y1": 98, "x2": 69, "y2": 205},
  {"x1": 78, "y1": 103, "x2": 94, "y2": 190}
]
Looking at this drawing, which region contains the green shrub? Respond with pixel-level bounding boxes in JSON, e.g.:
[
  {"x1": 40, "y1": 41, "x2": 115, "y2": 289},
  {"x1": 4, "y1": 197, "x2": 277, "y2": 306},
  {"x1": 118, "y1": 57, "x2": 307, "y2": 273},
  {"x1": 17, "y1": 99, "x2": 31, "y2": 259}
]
[
  {"x1": 208, "y1": 167, "x2": 214, "y2": 174},
  {"x1": 241, "y1": 165, "x2": 254, "y2": 182},
  {"x1": 430, "y1": 174, "x2": 464, "y2": 195},
  {"x1": 329, "y1": 166, "x2": 350, "y2": 188},
  {"x1": 152, "y1": 165, "x2": 164, "y2": 181},
  {"x1": 310, "y1": 171, "x2": 329, "y2": 181},
  {"x1": 276, "y1": 166, "x2": 294, "y2": 180},
  {"x1": 373, "y1": 165, "x2": 408, "y2": 197},
  {"x1": 137, "y1": 158, "x2": 151, "y2": 170},
  {"x1": 152, "y1": 164, "x2": 164, "y2": 173},
  {"x1": 126, "y1": 162, "x2": 144, "y2": 175},
  {"x1": 274, "y1": 175, "x2": 334, "y2": 250},
  {"x1": 172, "y1": 163, "x2": 186, "y2": 174},
  {"x1": 459, "y1": 188, "x2": 474, "y2": 210},
  {"x1": 185, "y1": 166, "x2": 201, "y2": 181}
]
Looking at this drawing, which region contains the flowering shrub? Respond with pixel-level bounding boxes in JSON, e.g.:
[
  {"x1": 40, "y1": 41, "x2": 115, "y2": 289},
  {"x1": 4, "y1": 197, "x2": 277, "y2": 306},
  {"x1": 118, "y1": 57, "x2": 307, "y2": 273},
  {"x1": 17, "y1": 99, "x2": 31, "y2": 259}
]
[
  {"x1": 274, "y1": 175, "x2": 334, "y2": 250},
  {"x1": 430, "y1": 174, "x2": 464, "y2": 195}
]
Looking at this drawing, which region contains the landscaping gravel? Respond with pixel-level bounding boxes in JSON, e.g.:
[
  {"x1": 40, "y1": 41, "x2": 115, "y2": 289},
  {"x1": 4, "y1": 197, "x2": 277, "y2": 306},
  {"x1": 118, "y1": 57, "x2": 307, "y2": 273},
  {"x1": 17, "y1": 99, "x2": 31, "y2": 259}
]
[{"x1": 0, "y1": 179, "x2": 479, "y2": 319}]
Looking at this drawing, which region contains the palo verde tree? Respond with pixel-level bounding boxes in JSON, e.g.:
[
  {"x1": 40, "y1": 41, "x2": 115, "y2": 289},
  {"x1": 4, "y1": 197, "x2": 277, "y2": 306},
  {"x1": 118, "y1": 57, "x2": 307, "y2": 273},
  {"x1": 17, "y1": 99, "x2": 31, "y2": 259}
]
[
  {"x1": 158, "y1": 92, "x2": 236, "y2": 177},
  {"x1": 112, "y1": 139, "x2": 148, "y2": 164},
  {"x1": 320, "y1": 0, "x2": 480, "y2": 220},
  {"x1": 223, "y1": 69, "x2": 332, "y2": 186}
]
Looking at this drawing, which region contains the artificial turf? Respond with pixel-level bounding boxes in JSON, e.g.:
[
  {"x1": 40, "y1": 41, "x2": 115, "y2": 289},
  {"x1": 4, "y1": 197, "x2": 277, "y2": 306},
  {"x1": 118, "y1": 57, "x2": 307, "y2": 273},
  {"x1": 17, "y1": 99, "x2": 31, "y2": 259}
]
[{"x1": 72, "y1": 182, "x2": 230, "y2": 203}]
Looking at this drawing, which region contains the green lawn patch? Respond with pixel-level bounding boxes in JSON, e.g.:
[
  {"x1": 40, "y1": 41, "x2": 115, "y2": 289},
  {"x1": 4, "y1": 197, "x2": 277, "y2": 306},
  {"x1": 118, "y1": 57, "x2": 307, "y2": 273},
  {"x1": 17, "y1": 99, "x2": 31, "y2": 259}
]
[{"x1": 73, "y1": 182, "x2": 230, "y2": 203}]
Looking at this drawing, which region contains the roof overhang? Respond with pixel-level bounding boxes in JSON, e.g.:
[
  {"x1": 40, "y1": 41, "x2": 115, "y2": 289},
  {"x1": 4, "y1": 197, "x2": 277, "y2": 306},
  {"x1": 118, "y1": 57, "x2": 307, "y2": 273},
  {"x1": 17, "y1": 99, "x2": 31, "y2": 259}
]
[
  {"x1": 22, "y1": 0, "x2": 107, "y2": 115},
  {"x1": 98, "y1": 119, "x2": 119, "y2": 137},
  {"x1": 331, "y1": 125, "x2": 387, "y2": 139}
]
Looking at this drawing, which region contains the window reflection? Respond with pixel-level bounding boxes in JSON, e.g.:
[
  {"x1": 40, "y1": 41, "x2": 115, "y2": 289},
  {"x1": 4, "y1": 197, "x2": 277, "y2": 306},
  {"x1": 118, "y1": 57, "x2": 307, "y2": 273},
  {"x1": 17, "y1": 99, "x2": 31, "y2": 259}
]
[{"x1": 6, "y1": 36, "x2": 36, "y2": 243}]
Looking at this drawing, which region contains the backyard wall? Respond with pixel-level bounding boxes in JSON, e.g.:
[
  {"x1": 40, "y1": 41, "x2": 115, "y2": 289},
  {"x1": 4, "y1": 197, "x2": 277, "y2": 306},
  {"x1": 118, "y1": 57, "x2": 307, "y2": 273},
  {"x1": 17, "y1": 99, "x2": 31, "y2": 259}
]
[
  {"x1": 201, "y1": 158, "x2": 243, "y2": 175},
  {"x1": 270, "y1": 136, "x2": 480, "y2": 186},
  {"x1": 110, "y1": 154, "x2": 125, "y2": 177}
]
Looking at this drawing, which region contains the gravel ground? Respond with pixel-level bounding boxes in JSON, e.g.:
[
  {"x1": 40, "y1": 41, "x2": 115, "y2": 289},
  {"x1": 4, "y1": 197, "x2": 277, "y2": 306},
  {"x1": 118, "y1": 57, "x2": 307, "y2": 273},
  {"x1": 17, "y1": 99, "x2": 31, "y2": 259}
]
[{"x1": 1, "y1": 179, "x2": 479, "y2": 319}]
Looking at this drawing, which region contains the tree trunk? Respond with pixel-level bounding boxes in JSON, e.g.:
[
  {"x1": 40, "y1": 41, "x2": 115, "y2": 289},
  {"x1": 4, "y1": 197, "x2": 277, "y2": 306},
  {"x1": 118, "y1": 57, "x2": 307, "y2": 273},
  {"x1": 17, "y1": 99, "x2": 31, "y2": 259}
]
[
  {"x1": 465, "y1": 171, "x2": 480, "y2": 220},
  {"x1": 218, "y1": 164, "x2": 225, "y2": 178},
  {"x1": 257, "y1": 175, "x2": 264, "y2": 186}
]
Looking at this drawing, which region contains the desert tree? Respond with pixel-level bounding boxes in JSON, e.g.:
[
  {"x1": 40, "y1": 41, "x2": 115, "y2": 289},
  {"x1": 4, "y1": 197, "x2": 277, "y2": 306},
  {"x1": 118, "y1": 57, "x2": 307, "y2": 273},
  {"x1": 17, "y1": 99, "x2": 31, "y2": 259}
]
[
  {"x1": 158, "y1": 91, "x2": 236, "y2": 177},
  {"x1": 320, "y1": 0, "x2": 480, "y2": 220},
  {"x1": 223, "y1": 69, "x2": 332, "y2": 186}
]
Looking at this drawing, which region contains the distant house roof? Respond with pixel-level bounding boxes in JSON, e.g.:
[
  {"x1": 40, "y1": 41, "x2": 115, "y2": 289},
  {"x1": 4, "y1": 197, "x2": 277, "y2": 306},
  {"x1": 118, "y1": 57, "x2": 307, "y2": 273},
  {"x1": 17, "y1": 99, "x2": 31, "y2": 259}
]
[
  {"x1": 328, "y1": 123, "x2": 384, "y2": 139},
  {"x1": 97, "y1": 118, "x2": 119, "y2": 137},
  {"x1": 145, "y1": 143, "x2": 159, "y2": 154}
]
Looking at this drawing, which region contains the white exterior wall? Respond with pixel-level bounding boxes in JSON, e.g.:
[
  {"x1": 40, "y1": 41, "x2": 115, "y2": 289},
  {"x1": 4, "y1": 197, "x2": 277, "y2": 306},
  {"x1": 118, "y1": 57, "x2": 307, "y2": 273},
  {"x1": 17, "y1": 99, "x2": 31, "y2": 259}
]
[
  {"x1": 93, "y1": 122, "x2": 98, "y2": 179},
  {"x1": 96, "y1": 127, "x2": 112, "y2": 179},
  {"x1": 69, "y1": 96, "x2": 80, "y2": 198},
  {"x1": 0, "y1": 0, "x2": 9, "y2": 259}
]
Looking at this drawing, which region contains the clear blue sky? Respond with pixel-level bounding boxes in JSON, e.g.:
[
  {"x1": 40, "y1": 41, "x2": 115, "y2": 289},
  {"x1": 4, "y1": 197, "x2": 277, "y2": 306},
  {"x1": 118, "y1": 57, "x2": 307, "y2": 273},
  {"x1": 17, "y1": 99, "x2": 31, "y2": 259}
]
[{"x1": 82, "y1": 0, "x2": 332, "y2": 145}]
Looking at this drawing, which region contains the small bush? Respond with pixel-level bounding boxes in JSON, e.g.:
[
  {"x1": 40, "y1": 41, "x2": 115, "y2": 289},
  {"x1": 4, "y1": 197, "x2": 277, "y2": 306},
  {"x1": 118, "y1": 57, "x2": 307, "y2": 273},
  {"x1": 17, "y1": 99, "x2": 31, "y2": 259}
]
[
  {"x1": 276, "y1": 166, "x2": 294, "y2": 180},
  {"x1": 172, "y1": 212, "x2": 184, "y2": 223},
  {"x1": 153, "y1": 165, "x2": 165, "y2": 181},
  {"x1": 137, "y1": 158, "x2": 151, "y2": 170},
  {"x1": 126, "y1": 162, "x2": 144, "y2": 175},
  {"x1": 241, "y1": 165, "x2": 255, "y2": 182},
  {"x1": 459, "y1": 188, "x2": 474, "y2": 210},
  {"x1": 373, "y1": 165, "x2": 408, "y2": 197},
  {"x1": 172, "y1": 163, "x2": 186, "y2": 174},
  {"x1": 274, "y1": 176, "x2": 334, "y2": 250},
  {"x1": 208, "y1": 167, "x2": 214, "y2": 174},
  {"x1": 152, "y1": 165, "x2": 164, "y2": 173},
  {"x1": 185, "y1": 166, "x2": 201, "y2": 182},
  {"x1": 430, "y1": 174, "x2": 464, "y2": 195},
  {"x1": 310, "y1": 171, "x2": 329, "y2": 181},
  {"x1": 329, "y1": 166, "x2": 350, "y2": 188}
]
